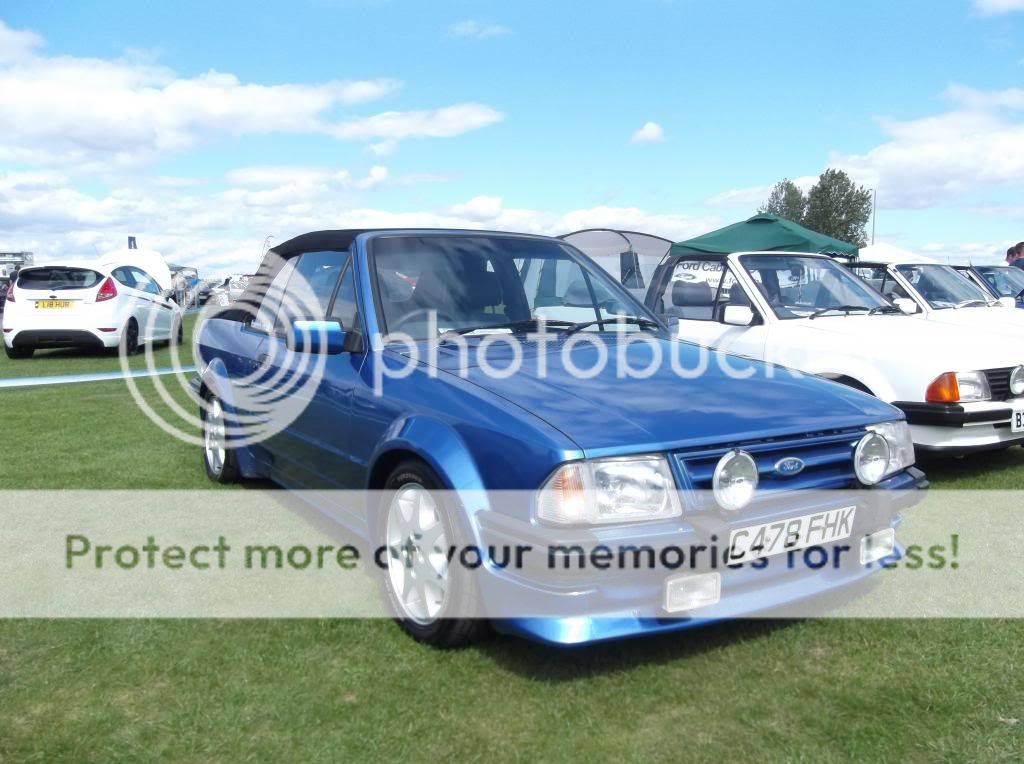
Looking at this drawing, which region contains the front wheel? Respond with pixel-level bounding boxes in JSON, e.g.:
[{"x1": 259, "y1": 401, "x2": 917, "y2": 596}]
[
  {"x1": 378, "y1": 460, "x2": 489, "y2": 648},
  {"x1": 202, "y1": 394, "x2": 240, "y2": 483},
  {"x1": 171, "y1": 319, "x2": 183, "y2": 345}
]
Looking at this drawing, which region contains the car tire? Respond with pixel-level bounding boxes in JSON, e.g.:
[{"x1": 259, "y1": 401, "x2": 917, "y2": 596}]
[
  {"x1": 172, "y1": 319, "x2": 183, "y2": 346},
  {"x1": 4, "y1": 344, "x2": 33, "y2": 359},
  {"x1": 120, "y1": 318, "x2": 140, "y2": 356},
  {"x1": 202, "y1": 392, "x2": 240, "y2": 483},
  {"x1": 378, "y1": 460, "x2": 490, "y2": 648}
]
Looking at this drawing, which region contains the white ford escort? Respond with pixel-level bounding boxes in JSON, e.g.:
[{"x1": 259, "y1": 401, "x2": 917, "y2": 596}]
[{"x1": 643, "y1": 250, "x2": 1024, "y2": 455}]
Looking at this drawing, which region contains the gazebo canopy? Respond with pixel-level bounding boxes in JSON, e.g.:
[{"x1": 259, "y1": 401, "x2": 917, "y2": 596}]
[{"x1": 671, "y1": 214, "x2": 858, "y2": 257}]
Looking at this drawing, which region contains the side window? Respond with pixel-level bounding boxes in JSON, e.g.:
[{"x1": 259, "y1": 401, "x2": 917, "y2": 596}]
[
  {"x1": 849, "y1": 266, "x2": 887, "y2": 296},
  {"x1": 880, "y1": 274, "x2": 910, "y2": 301},
  {"x1": 130, "y1": 268, "x2": 161, "y2": 296},
  {"x1": 274, "y1": 250, "x2": 344, "y2": 332},
  {"x1": 329, "y1": 262, "x2": 359, "y2": 329},
  {"x1": 112, "y1": 267, "x2": 136, "y2": 289},
  {"x1": 661, "y1": 258, "x2": 726, "y2": 321},
  {"x1": 252, "y1": 259, "x2": 297, "y2": 333}
]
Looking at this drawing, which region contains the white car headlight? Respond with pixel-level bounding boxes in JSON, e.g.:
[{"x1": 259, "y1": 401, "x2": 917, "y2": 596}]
[
  {"x1": 955, "y1": 371, "x2": 991, "y2": 402},
  {"x1": 861, "y1": 420, "x2": 915, "y2": 483},
  {"x1": 537, "y1": 455, "x2": 681, "y2": 525},
  {"x1": 712, "y1": 449, "x2": 759, "y2": 511}
]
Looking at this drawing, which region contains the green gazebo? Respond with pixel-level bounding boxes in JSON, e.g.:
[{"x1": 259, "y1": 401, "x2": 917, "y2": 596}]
[{"x1": 671, "y1": 214, "x2": 858, "y2": 257}]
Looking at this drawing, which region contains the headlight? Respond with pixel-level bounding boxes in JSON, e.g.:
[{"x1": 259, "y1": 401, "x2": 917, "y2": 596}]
[
  {"x1": 1011, "y1": 365, "x2": 1024, "y2": 396},
  {"x1": 537, "y1": 455, "x2": 681, "y2": 525},
  {"x1": 854, "y1": 431, "x2": 890, "y2": 485},
  {"x1": 867, "y1": 420, "x2": 916, "y2": 479},
  {"x1": 925, "y1": 371, "x2": 990, "y2": 402},
  {"x1": 712, "y1": 449, "x2": 759, "y2": 511}
]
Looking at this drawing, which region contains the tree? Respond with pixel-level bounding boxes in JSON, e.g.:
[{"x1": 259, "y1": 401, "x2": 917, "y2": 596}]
[
  {"x1": 757, "y1": 178, "x2": 806, "y2": 224},
  {"x1": 802, "y1": 169, "x2": 873, "y2": 247}
]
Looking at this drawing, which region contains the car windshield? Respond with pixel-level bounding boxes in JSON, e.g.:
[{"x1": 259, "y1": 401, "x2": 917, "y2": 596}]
[
  {"x1": 16, "y1": 267, "x2": 103, "y2": 291},
  {"x1": 739, "y1": 255, "x2": 891, "y2": 319},
  {"x1": 895, "y1": 264, "x2": 993, "y2": 309},
  {"x1": 976, "y1": 266, "x2": 1024, "y2": 298},
  {"x1": 371, "y1": 235, "x2": 661, "y2": 340}
]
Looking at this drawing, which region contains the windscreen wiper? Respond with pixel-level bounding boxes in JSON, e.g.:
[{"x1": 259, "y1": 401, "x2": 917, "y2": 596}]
[
  {"x1": 867, "y1": 305, "x2": 903, "y2": 315},
  {"x1": 954, "y1": 299, "x2": 989, "y2": 309},
  {"x1": 561, "y1": 316, "x2": 661, "y2": 336},
  {"x1": 438, "y1": 318, "x2": 576, "y2": 343},
  {"x1": 808, "y1": 305, "x2": 870, "y2": 319}
]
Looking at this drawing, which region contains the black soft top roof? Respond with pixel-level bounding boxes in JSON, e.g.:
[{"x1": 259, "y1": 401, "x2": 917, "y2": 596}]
[{"x1": 269, "y1": 229, "x2": 370, "y2": 258}]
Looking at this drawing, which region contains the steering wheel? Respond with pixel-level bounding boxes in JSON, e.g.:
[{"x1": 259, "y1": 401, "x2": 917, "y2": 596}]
[{"x1": 389, "y1": 308, "x2": 458, "y2": 334}]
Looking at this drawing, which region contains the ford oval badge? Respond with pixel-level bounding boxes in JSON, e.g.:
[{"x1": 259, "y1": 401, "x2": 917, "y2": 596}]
[{"x1": 774, "y1": 457, "x2": 805, "y2": 478}]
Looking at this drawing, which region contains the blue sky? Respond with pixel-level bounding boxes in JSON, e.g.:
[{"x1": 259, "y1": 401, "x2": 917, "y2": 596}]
[{"x1": 1, "y1": 0, "x2": 1023, "y2": 274}]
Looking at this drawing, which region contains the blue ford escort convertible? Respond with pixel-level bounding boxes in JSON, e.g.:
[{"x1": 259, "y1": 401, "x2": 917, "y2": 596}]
[{"x1": 194, "y1": 229, "x2": 925, "y2": 646}]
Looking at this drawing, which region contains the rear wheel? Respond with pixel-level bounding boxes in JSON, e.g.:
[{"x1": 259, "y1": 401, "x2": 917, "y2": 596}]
[
  {"x1": 4, "y1": 344, "x2": 34, "y2": 359},
  {"x1": 171, "y1": 319, "x2": 183, "y2": 345},
  {"x1": 202, "y1": 394, "x2": 240, "y2": 483},
  {"x1": 120, "y1": 319, "x2": 139, "y2": 356},
  {"x1": 378, "y1": 460, "x2": 489, "y2": 648}
]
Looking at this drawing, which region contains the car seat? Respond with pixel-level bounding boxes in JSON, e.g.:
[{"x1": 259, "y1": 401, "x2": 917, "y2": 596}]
[{"x1": 666, "y1": 280, "x2": 715, "y2": 320}]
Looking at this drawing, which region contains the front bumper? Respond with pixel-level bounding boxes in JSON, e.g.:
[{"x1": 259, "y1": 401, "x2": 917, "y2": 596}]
[
  {"x1": 893, "y1": 400, "x2": 1024, "y2": 453},
  {"x1": 480, "y1": 470, "x2": 926, "y2": 645}
]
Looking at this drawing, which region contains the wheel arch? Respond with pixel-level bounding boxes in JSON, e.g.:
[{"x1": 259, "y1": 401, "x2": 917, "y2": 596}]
[{"x1": 366, "y1": 417, "x2": 489, "y2": 543}]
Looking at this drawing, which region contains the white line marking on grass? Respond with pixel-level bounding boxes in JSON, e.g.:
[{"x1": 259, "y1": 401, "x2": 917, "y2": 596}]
[{"x1": 0, "y1": 367, "x2": 196, "y2": 389}]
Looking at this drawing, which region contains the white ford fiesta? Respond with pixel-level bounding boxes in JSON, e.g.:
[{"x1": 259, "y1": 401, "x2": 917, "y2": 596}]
[{"x1": 1, "y1": 261, "x2": 183, "y2": 359}]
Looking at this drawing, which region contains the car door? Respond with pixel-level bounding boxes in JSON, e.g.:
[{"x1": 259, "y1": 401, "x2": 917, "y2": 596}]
[
  {"x1": 109, "y1": 266, "x2": 151, "y2": 337},
  {"x1": 292, "y1": 258, "x2": 367, "y2": 489},
  {"x1": 252, "y1": 250, "x2": 349, "y2": 488},
  {"x1": 131, "y1": 267, "x2": 174, "y2": 339},
  {"x1": 656, "y1": 256, "x2": 768, "y2": 361}
]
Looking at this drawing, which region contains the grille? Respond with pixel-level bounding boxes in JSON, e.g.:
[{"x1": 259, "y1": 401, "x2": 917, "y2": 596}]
[
  {"x1": 984, "y1": 367, "x2": 1012, "y2": 401},
  {"x1": 674, "y1": 428, "x2": 864, "y2": 511}
]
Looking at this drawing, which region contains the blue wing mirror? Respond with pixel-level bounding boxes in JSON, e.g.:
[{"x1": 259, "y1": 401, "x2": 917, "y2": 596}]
[{"x1": 288, "y1": 319, "x2": 349, "y2": 355}]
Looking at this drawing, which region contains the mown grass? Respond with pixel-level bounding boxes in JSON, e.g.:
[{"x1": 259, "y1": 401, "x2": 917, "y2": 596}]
[{"x1": 1, "y1": 364, "x2": 1023, "y2": 761}]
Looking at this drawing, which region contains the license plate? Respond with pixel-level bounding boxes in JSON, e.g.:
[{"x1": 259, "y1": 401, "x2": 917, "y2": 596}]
[
  {"x1": 727, "y1": 506, "x2": 857, "y2": 563},
  {"x1": 1012, "y1": 408, "x2": 1024, "y2": 433},
  {"x1": 34, "y1": 300, "x2": 73, "y2": 309}
]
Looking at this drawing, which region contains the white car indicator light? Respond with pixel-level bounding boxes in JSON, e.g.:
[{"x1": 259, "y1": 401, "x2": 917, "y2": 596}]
[
  {"x1": 664, "y1": 572, "x2": 721, "y2": 613},
  {"x1": 860, "y1": 528, "x2": 896, "y2": 565}
]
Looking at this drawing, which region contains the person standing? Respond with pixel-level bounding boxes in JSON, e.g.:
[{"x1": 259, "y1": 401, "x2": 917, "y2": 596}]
[{"x1": 1011, "y1": 243, "x2": 1024, "y2": 269}]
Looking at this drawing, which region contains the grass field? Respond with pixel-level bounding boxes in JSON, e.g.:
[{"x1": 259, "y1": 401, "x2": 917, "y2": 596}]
[{"x1": 1, "y1": 331, "x2": 1023, "y2": 761}]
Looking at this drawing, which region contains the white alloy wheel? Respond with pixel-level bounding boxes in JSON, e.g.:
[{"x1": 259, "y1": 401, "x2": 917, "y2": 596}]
[{"x1": 385, "y1": 484, "x2": 450, "y2": 624}]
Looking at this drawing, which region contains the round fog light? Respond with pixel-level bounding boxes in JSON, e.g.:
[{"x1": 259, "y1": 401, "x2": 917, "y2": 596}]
[
  {"x1": 1010, "y1": 365, "x2": 1024, "y2": 396},
  {"x1": 855, "y1": 431, "x2": 890, "y2": 485},
  {"x1": 713, "y1": 449, "x2": 758, "y2": 511}
]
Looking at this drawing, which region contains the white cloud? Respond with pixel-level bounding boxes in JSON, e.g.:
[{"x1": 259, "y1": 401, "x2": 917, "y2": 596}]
[
  {"x1": 908, "y1": 240, "x2": 1013, "y2": 265},
  {"x1": 831, "y1": 84, "x2": 1024, "y2": 208},
  {"x1": 703, "y1": 176, "x2": 816, "y2": 209},
  {"x1": 327, "y1": 103, "x2": 505, "y2": 142},
  {"x1": 0, "y1": 19, "x2": 42, "y2": 63},
  {"x1": 629, "y1": 122, "x2": 665, "y2": 145},
  {"x1": 448, "y1": 20, "x2": 511, "y2": 39},
  {"x1": 0, "y1": 19, "x2": 504, "y2": 168},
  {"x1": 0, "y1": 172, "x2": 713, "y2": 277},
  {"x1": 972, "y1": 0, "x2": 1024, "y2": 15}
]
